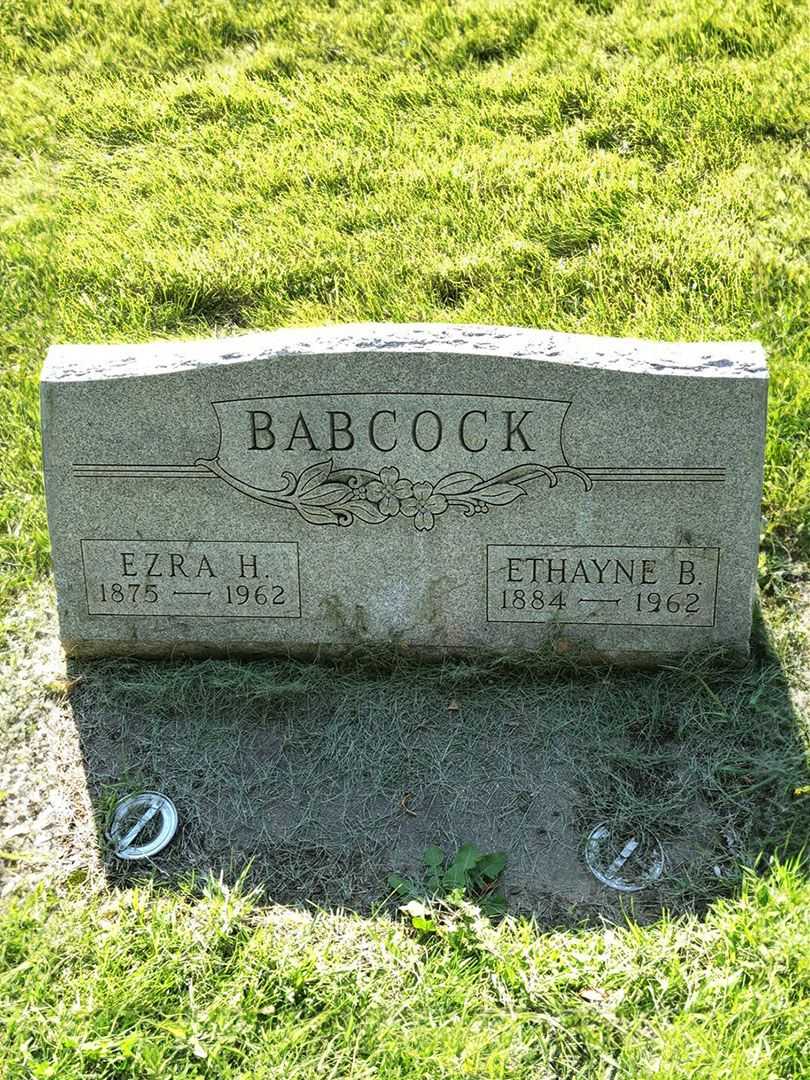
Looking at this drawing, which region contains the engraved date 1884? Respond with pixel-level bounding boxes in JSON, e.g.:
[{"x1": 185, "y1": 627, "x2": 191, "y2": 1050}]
[{"x1": 488, "y1": 545, "x2": 719, "y2": 628}]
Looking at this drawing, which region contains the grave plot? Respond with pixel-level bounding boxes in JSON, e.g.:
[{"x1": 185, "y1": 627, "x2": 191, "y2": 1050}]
[
  {"x1": 20, "y1": 320, "x2": 786, "y2": 916},
  {"x1": 3, "y1": 581, "x2": 808, "y2": 923}
]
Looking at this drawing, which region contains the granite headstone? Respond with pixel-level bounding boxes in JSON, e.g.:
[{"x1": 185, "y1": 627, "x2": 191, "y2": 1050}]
[{"x1": 41, "y1": 323, "x2": 767, "y2": 662}]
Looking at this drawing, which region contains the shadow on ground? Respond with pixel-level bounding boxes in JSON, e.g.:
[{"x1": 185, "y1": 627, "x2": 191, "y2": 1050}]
[{"x1": 59, "y1": 609, "x2": 810, "y2": 927}]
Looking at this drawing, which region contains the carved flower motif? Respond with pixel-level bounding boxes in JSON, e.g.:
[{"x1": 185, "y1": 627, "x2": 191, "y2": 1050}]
[
  {"x1": 365, "y1": 466, "x2": 413, "y2": 517},
  {"x1": 401, "y1": 481, "x2": 449, "y2": 531}
]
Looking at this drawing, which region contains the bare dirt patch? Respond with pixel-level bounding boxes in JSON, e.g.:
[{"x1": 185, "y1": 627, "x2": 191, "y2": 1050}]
[{"x1": 0, "y1": 586, "x2": 101, "y2": 896}]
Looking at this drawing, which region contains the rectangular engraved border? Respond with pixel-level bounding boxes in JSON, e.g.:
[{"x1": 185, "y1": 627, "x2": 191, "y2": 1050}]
[
  {"x1": 485, "y1": 544, "x2": 720, "y2": 628},
  {"x1": 80, "y1": 538, "x2": 302, "y2": 619}
]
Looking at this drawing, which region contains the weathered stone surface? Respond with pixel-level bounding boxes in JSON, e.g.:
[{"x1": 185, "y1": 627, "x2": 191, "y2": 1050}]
[{"x1": 40, "y1": 323, "x2": 767, "y2": 661}]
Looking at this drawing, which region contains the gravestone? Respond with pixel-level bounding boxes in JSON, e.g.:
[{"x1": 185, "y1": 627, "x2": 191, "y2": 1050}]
[{"x1": 41, "y1": 323, "x2": 767, "y2": 662}]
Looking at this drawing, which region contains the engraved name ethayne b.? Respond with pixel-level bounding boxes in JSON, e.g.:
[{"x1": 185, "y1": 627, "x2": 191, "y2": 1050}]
[{"x1": 73, "y1": 392, "x2": 726, "y2": 532}]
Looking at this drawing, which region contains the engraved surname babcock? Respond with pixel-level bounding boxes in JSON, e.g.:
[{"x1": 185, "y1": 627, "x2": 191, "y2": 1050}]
[
  {"x1": 73, "y1": 389, "x2": 727, "y2": 532},
  {"x1": 238, "y1": 394, "x2": 559, "y2": 456},
  {"x1": 81, "y1": 540, "x2": 301, "y2": 618},
  {"x1": 487, "y1": 545, "x2": 719, "y2": 627},
  {"x1": 196, "y1": 392, "x2": 591, "y2": 530}
]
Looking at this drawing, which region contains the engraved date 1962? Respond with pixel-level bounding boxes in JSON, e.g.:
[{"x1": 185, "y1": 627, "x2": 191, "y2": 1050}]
[
  {"x1": 82, "y1": 539, "x2": 301, "y2": 619},
  {"x1": 488, "y1": 544, "x2": 719, "y2": 628},
  {"x1": 498, "y1": 588, "x2": 702, "y2": 614},
  {"x1": 95, "y1": 580, "x2": 288, "y2": 607}
]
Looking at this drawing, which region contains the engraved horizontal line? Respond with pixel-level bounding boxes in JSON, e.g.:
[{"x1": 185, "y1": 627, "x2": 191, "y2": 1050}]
[
  {"x1": 73, "y1": 464, "x2": 210, "y2": 474},
  {"x1": 72, "y1": 463, "x2": 726, "y2": 482},
  {"x1": 588, "y1": 478, "x2": 723, "y2": 483},
  {"x1": 75, "y1": 463, "x2": 726, "y2": 471},
  {"x1": 586, "y1": 474, "x2": 725, "y2": 477},
  {"x1": 80, "y1": 537, "x2": 299, "y2": 544},
  {"x1": 84, "y1": 612, "x2": 303, "y2": 619},
  {"x1": 583, "y1": 467, "x2": 724, "y2": 472},
  {"x1": 585, "y1": 469, "x2": 725, "y2": 477},
  {"x1": 73, "y1": 470, "x2": 216, "y2": 479},
  {"x1": 487, "y1": 617, "x2": 715, "y2": 627},
  {"x1": 211, "y1": 391, "x2": 572, "y2": 405},
  {"x1": 74, "y1": 474, "x2": 215, "y2": 480},
  {"x1": 74, "y1": 468, "x2": 209, "y2": 473},
  {"x1": 487, "y1": 543, "x2": 720, "y2": 551},
  {"x1": 172, "y1": 590, "x2": 212, "y2": 597},
  {"x1": 588, "y1": 474, "x2": 725, "y2": 477},
  {"x1": 73, "y1": 463, "x2": 203, "y2": 467},
  {"x1": 589, "y1": 479, "x2": 722, "y2": 483},
  {"x1": 578, "y1": 597, "x2": 621, "y2": 604},
  {"x1": 586, "y1": 472, "x2": 725, "y2": 475}
]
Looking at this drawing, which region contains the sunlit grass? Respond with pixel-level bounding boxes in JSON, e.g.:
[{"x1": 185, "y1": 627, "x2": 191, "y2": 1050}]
[
  {"x1": 1, "y1": 0, "x2": 809, "y2": 619},
  {"x1": 1, "y1": 860, "x2": 808, "y2": 1078}
]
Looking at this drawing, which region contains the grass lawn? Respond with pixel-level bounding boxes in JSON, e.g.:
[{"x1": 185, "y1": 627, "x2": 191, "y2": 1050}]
[
  {"x1": 1, "y1": 1, "x2": 809, "y2": 1076},
  {"x1": 1, "y1": 861, "x2": 809, "y2": 1078}
]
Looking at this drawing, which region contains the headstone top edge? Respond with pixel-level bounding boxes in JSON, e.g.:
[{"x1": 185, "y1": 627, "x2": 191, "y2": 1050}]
[{"x1": 41, "y1": 322, "x2": 767, "y2": 383}]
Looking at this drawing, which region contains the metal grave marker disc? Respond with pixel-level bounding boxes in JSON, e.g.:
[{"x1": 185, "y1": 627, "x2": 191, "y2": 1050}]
[
  {"x1": 108, "y1": 792, "x2": 178, "y2": 860},
  {"x1": 585, "y1": 822, "x2": 664, "y2": 892}
]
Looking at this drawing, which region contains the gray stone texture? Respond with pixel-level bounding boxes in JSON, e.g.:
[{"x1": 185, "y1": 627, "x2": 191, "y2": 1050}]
[{"x1": 41, "y1": 323, "x2": 767, "y2": 661}]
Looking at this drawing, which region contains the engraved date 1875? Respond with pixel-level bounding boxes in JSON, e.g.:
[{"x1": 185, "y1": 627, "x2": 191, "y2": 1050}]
[{"x1": 82, "y1": 539, "x2": 301, "y2": 619}]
